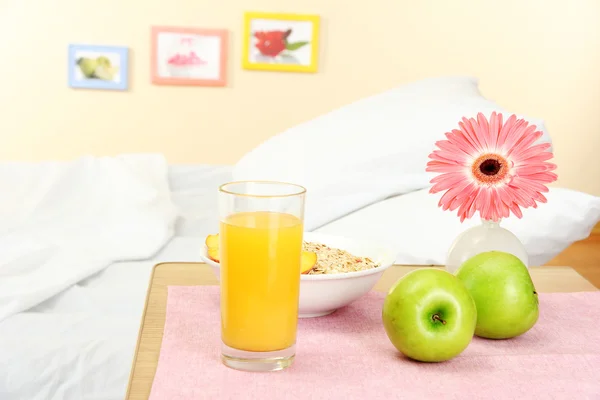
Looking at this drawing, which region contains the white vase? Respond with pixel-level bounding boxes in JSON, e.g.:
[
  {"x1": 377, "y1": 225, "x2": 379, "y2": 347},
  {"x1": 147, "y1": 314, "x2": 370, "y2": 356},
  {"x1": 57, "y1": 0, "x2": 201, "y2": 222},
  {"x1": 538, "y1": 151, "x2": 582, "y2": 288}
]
[{"x1": 445, "y1": 218, "x2": 529, "y2": 274}]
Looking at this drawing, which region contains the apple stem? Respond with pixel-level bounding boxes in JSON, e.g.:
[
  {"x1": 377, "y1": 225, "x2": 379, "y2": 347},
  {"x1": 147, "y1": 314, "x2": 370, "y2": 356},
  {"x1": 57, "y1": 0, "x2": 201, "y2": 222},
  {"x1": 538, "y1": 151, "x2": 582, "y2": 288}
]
[{"x1": 432, "y1": 314, "x2": 446, "y2": 325}]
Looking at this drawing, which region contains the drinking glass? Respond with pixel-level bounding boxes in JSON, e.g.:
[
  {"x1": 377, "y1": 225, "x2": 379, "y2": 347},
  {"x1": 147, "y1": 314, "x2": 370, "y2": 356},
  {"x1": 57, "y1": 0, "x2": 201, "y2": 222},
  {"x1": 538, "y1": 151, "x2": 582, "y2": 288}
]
[{"x1": 218, "y1": 181, "x2": 306, "y2": 372}]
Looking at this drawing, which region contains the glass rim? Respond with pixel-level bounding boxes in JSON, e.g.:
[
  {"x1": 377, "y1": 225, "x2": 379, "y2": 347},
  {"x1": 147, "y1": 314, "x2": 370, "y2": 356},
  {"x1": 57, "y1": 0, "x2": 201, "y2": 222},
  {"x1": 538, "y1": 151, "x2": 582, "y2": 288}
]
[{"x1": 218, "y1": 180, "x2": 307, "y2": 198}]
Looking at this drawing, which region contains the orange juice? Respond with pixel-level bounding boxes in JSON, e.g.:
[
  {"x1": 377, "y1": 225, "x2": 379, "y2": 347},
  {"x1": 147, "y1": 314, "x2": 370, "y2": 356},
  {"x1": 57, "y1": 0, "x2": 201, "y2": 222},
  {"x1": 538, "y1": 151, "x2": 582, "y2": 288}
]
[{"x1": 220, "y1": 211, "x2": 303, "y2": 352}]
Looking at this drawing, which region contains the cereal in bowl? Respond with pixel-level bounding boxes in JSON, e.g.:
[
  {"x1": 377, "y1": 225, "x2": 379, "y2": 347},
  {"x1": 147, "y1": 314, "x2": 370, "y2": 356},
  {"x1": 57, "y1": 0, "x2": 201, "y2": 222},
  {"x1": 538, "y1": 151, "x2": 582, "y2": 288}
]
[
  {"x1": 203, "y1": 234, "x2": 377, "y2": 275},
  {"x1": 302, "y1": 242, "x2": 379, "y2": 275}
]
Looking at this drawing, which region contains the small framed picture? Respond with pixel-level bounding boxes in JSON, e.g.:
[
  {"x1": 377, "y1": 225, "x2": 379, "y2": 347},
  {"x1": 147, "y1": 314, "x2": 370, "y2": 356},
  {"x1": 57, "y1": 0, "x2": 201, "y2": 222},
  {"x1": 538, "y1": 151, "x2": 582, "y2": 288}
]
[
  {"x1": 151, "y1": 26, "x2": 228, "y2": 86},
  {"x1": 68, "y1": 44, "x2": 129, "y2": 90},
  {"x1": 242, "y1": 11, "x2": 320, "y2": 73}
]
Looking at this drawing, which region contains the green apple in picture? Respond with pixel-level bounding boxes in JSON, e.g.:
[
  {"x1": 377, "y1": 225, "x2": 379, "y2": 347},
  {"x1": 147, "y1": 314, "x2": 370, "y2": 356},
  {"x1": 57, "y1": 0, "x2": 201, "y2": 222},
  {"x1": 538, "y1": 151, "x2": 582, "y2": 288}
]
[
  {"x1": 94, "y1": 56, "x2": 118, "y2": 80},
  {"x1": 96, "y1": 56, "x2": 111, "y2": 67},
  {"x1": 76, "y1": 57, "x2": 97, "y2": 78},
  {"x1": 94, "y1": 64, "x2": 118, "y2": 81},
  {"x1": 382, "y1": 268, "x2": 477, "y2": 362},
  {"x1": 456, "y1": 251, "x2": 539, "y2": 339}
]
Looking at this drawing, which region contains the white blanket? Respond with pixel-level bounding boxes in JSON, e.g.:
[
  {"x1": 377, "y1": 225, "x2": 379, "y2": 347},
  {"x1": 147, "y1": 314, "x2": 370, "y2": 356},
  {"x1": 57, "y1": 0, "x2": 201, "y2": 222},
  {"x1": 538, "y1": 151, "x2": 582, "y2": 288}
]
[{"x1": 0, "y1": 154, "x2": 177, "y2": 322}]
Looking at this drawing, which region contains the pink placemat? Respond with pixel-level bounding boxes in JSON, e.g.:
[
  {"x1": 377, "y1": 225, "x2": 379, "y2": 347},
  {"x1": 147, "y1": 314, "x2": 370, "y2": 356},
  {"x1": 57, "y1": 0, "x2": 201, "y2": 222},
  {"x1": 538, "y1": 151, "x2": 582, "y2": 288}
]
[{"x1": 149, "y1": 287, "x2": 600, "y2": 399}]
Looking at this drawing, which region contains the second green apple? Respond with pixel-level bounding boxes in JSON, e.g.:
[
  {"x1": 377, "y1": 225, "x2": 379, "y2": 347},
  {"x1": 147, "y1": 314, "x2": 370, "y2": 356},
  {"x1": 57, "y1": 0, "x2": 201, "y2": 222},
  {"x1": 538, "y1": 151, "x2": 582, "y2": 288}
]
[{"x1": 456, "y1": 251, "x2": 539, "y2": 339}]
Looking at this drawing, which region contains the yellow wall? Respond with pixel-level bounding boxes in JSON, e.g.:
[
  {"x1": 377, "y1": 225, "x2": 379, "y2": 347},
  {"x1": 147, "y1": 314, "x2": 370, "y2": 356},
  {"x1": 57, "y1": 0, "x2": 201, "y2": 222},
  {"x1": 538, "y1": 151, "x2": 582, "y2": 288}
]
[{"x1": 1, "y1": 0, "x2": 599, "y2": 196}]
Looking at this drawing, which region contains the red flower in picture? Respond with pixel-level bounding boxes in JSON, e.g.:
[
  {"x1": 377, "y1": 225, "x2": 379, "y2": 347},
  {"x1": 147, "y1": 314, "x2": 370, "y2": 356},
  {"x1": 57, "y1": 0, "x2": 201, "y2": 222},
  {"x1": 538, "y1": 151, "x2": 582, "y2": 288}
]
[
  {"x1": 254, "y1": 29, "x2": 291, "y2": 57},
  {"x1": 253, "y1": 28, "x2": 309, "y2": 58}
]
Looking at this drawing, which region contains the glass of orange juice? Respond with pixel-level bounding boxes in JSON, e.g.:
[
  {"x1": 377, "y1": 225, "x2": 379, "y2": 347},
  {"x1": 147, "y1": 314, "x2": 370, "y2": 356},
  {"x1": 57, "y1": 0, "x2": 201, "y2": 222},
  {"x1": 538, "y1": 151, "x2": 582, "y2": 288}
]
[{"x1": 218, "y1": 181, "x2": 306, "y2": 372}]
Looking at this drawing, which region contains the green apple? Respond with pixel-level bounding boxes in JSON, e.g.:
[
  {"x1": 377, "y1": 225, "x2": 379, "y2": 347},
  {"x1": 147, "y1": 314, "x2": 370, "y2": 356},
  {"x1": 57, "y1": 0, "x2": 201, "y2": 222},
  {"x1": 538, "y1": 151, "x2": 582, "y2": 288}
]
[
  {"x1": 456, "y1": 251, "x2": 539, "y2": 339},
  {"x1": 382, "y1": 268, "x2": 477, "y2": 362}
]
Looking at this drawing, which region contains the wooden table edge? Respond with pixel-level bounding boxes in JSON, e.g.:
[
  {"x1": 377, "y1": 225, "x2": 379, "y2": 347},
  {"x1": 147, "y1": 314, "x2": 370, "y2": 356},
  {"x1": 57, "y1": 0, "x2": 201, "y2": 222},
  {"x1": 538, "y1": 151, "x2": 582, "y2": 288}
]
[
  {"x1": 124, "y1": 261, "x2": 169, "y2": 400},
  {"x1": 124, "y1": 263, "x2": 598, "y2": 399}
]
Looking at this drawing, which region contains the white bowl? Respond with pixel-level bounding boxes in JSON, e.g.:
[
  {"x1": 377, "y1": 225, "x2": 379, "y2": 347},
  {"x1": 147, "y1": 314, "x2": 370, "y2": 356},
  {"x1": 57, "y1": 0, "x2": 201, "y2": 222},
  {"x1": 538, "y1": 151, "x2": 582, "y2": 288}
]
[{"x1": 199, "y1": 232, "x2": 396, "y2": 318}]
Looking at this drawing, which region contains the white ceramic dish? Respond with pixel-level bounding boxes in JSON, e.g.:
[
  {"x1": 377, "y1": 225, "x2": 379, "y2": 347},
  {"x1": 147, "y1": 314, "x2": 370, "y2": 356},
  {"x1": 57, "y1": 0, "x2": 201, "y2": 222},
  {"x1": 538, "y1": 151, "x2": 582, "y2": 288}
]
[{"x1": 199, "y1": 232, "x2": 396, "y2": 318}]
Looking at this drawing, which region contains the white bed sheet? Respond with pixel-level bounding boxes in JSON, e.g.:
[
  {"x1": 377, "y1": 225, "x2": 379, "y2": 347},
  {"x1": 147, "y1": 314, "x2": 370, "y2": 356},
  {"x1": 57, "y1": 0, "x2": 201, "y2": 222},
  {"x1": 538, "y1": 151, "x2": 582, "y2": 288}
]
[
  {"x1": 0, "y1": 163, "x2": 227, "y2": 400},
  {"x1": 168, "y1": 164, "x2": 232, "y2": 238},
  {"x1": 0, "y1": 237, "x2": 203, "y2": 400}
]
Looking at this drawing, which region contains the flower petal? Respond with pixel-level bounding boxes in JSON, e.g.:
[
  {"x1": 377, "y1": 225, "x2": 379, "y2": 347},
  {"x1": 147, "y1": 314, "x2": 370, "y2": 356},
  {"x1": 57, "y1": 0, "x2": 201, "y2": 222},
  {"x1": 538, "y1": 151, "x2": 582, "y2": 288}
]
[
  {"x1": 489, "y1": 186, "x2": 505, "y2": 221},
  {"x1": 438, "y1": 178, "x2": 475, "y2": 210},
  {"x1": 467, "y1": 192, "x2": 479, "y2": 219},
  {"x1": 497, "y1": 114, "x2": 517, "y2": 149},
  {"x1": 489, "y1": 112, "x2": 502, "y2": 150},
  {"x1": 426, "y1": 161, "x2": 463, "y2": 173},
  {"x1": 477, "y1": 188, "x2": 491, "y2": 220},
  {"x1": 509, "y1": 202, "x2": 523, "y2": 218},
  {"x1": 430, "y1": 149, "x2": 470, "y2": 166},
  {"x1": 429, "y1": 150, "x2": 466, "y2": 165},
  {"x1": 431, "y1": 172, "x2": 469, "y2": 192},
  {"x1": 513, "y1": 143, "x2": 553, "y2": 163},
  {"x1": 445, "y1": 129, "x2": 480, "y2": 156},
  {"x1": 459, "y1": 118, "x2": 485, "y2": 152},
  {"x1": 514, "y1": 164, "x2": 554, "y2": 176},
  {"x1": 457, "y1": 187, "x2": 479, "y2": 222},
  {"x1": 506, "y1": 128, "x2": 542, "y2": 158},
  {"x1": 435, "y1": 139, "x2": 467, "y2": 157},
  {"x1": 514, "y1": 177, "x2": 550, "y2": 194},
  {"x1": 431, "y1": 171, "x2": 467, "y2": 184},
  {"x1": 509, "y1": 185, "x2": 536, "y2": 207},
  {"x1": 524, "y1": 171, "x2": 558, "y2": 183},
  {"x1": 501, "y1": 118, "x2": 528, "y2": 151},
  {"x1": 476, "y1": 112, "x2": 492, "y2": 151},
  {"x1": 447, "y1": 182, "x2": 477, "y2": 211}
]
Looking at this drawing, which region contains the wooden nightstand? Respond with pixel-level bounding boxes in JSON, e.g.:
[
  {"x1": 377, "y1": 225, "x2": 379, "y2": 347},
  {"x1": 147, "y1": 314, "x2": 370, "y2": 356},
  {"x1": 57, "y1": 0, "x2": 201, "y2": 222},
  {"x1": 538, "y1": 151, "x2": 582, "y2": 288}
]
[{"x1": 125, "y1": 263, "x2": 597, "y2": 399}]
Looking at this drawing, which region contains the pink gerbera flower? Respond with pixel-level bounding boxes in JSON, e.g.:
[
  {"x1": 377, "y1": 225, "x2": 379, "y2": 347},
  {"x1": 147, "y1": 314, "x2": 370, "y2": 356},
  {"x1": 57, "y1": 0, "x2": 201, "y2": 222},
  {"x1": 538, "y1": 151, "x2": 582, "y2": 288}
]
[{"x1": 426, "y1": 112, "x2": 558, "y2": 222}]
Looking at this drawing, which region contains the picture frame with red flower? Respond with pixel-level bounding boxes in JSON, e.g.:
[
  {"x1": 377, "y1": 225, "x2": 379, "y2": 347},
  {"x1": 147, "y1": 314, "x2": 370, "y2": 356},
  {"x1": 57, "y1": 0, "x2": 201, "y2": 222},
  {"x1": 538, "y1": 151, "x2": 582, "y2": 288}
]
[{"x1": 242, "y1": 11, "x2": 320, "y2": 73}]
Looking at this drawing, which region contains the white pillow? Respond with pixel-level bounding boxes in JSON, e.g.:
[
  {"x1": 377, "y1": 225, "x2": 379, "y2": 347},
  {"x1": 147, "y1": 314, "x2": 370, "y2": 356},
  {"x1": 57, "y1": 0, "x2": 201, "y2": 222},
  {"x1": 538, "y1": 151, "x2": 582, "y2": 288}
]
[
  {"x1": 232, "y1": 76, "x2": 552, "y2": 230},
  {"x1": 315, "y1": 187, "x2": 600, "y2": 267}
]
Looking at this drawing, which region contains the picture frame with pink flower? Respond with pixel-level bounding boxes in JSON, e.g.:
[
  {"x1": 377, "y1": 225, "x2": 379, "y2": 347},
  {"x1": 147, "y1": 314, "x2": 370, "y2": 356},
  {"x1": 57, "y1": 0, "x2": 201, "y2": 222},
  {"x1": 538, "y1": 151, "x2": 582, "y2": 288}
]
[
  {"x1": 242, "y1": 12, "x2": 320, "y2": 73},
  {"x1": 151, "y1": 26, "x2": 228, "y2": 86}
]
